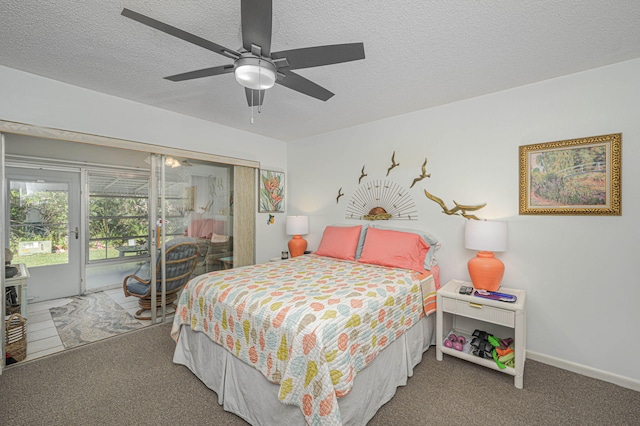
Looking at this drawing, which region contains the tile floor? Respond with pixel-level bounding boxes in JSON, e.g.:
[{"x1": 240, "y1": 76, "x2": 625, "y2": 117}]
[{"x1": 21, "y1": 287, "x2": 173, "y2": 362}]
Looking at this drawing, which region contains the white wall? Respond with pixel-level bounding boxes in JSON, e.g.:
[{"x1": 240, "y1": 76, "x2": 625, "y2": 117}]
[
  {"x1": 288, "y1": 59, "x2": 640, "y2": 388},
  {"x1": 0, "y1": 65, "x2": 289, "y2": 263}
]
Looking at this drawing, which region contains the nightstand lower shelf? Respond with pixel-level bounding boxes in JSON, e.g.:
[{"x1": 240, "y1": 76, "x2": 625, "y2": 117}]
[{"x1": 439, "y1": 342, "x2": 518, "y2": 376}]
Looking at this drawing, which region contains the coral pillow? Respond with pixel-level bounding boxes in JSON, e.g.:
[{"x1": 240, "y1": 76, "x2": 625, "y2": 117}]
[
  {"x1": 314, "y1": 225, "x2": 363, "y2": 261},
  {"x1": 371, "y1": 224, "x2": 439, "y2": 270},
  {"x1": 358, "y1": 228, "x2": 430, "y2": 273},
  {"x1": 331, "y1": 223, "x2": 368, "y2": 259}
]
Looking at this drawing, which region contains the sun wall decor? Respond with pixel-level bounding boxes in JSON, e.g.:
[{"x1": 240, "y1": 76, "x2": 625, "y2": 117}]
[{"x1": 345, "y1": 179, "x2": 418, "y2": 220}]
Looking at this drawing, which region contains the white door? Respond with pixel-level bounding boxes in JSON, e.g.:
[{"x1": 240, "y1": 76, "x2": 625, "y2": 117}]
[{"x1": 6, "y1": 167, "x2": 82, "y2": 301}]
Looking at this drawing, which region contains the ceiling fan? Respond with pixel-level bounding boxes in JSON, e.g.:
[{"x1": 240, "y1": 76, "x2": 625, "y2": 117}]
[{"x1": 122, "y1": 1, "x2": 365, "y2": 107}]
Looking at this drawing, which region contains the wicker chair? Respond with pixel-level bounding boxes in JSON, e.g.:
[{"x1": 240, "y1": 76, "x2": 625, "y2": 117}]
[
  {"x1": 193, "y1": 238, "x2": 210, "y2": 276},
  {"x1": 123, "y1": 237, "x2": 198, "y2": 320}
]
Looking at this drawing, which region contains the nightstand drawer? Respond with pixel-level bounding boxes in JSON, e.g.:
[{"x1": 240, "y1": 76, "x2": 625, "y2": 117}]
[{"x1": 441, "y1": 298, "x2": 515, "y2": 327}]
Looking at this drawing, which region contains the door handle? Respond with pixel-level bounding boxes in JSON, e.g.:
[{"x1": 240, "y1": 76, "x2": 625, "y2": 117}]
[{"x1": 73, "y1": 226, "x2": 79, "y2": 239}]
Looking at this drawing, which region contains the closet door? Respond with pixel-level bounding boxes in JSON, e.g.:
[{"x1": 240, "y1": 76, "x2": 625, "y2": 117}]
[{"x1": 233, "y1": 166, "x2": 256, "y2": 267}]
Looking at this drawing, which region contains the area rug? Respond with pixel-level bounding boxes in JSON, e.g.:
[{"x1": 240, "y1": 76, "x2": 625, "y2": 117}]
[{"x1": 50, "y1": 292, "x2": 145, "y2": 349}]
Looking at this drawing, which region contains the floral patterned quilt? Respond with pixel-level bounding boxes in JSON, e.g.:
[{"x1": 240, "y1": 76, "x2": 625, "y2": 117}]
[{"x1": 171, "y1": 254, "x2": 438, "y2": 425}]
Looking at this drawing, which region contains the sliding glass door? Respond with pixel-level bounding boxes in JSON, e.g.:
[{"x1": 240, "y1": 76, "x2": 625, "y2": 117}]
[
  {"x1": 153, "y1": 155, "x2": 235, "y2": 321},
  {"x1": 160, "y1": 158, "x2": 234, "y2": 270}
]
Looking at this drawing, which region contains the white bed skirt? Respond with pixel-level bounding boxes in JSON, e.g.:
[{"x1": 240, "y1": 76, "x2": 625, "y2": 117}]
[{"x1": 173, "y1": 314, "x2": 435, "y2": 425}]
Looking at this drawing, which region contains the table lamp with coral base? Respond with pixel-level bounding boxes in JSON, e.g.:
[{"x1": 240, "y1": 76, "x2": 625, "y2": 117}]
[{"x1": 464, "y1": 220, "x2": 508, "y2": 292}]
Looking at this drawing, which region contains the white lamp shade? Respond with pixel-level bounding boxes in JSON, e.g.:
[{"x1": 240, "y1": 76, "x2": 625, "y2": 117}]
[
  {"x1": 286, "y1": 216, "x2": 309, "y2": 235},
  {"x1": 464, "y1": 220, "x2": 507, "y2": 252}
]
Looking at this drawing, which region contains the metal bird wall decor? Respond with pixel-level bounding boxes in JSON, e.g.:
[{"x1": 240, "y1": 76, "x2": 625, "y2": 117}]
[
  {"x1": 423, "y1": 189, "x2": 486, "y2": 220},
  {"x1": 358, "y1": 166, "x2": 367, "y2": 184},
  {"x1": 386, "y1": 151, "x2": 400, "y2": 176},
  {"x1": 409, "y1": 157, "x2": 431, "y2": 188},
  {"x1": 335, "y1": 149, "x2": 487, "y2": 221}
]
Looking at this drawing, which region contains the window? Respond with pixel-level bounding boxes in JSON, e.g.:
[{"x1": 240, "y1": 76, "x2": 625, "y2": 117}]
[
  {"x1": 88, "y1": 172, "x2": 150, "y2": 262},
  {"x1": 8, "y1": 179, "x2": 71, "y2": 268}
]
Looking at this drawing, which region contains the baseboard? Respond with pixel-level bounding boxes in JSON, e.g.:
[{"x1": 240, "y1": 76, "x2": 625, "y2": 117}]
[{"x1": 527, "y1": 350, "x2": 640, "y2": 392}]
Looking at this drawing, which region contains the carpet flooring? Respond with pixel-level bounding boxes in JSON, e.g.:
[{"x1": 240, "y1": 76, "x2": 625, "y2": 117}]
[
  {"x1": 49, "y1": 292, "x2": 144, "y2": 349},
  {"x1": 0, "y1": 323, "x2": 638, "y2": 425}
]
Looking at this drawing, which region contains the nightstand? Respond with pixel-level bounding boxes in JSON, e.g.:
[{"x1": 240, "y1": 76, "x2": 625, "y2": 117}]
[
  {"x1": 5, "y1": 263, "x2": 30, "y2": 318},
  {"x1": 436, "y1": 279, "x2": 527, "y2": 388}
]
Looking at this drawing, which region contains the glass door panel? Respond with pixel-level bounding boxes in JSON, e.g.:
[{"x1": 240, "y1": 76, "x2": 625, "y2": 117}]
[
  {"x1": 10, "y1": 181, "x2": 69, "y2": 265},
  {"x1": 174, "y1": 160, "x2": 233, "y2": 274},
  {"x1": 6, "y1": 168, "x2": 81, "y2": 301}
]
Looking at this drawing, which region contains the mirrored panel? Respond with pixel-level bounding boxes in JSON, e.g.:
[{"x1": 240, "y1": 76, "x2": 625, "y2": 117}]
[{"x1": 158, "y1": 158, "x2": 234, "y2": 275}]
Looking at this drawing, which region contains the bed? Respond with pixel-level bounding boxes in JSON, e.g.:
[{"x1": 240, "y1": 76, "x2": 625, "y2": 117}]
[{"x1": 171, "y1": 224, "x2": 441, "y2": 425}]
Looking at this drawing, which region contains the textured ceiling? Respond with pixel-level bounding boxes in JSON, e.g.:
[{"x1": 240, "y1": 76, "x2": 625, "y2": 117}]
[{"x1": 2, "y1": 1, "x2": 640, "y2": 141}]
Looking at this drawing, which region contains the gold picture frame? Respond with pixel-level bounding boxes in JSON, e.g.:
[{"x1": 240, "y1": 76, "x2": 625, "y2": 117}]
[{"x1": 519, "y1": 133, "x2": 621, "y2": 215}]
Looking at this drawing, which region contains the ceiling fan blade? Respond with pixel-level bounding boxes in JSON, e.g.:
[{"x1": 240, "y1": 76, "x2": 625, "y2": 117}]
[
  {"x1": 122, "y1": 8, "x2": 240, "y2": 60},
  {"x1": 276, "y1": 71, "x2": 334, "y2": 101},
  {"x1": 271, "y1": 42, "x2": 365, "y2": 70},
  {"x1": 165, "y1": 65, "x2": 234, "y2": 82},
  {"x1": 245, "y1": 88, "x2": 266, "y2": 107},
  {"x1": 241, "y1": 0, "x2": 272, "y2": 56}
]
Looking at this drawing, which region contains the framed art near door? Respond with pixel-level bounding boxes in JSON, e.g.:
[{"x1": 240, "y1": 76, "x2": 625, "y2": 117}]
[
  {"x1": 259, "y1": 169, "x2": 285, "y2": 213},
  {"x1": 519, "y1": 133, "x2": 621, "y2": 216}
]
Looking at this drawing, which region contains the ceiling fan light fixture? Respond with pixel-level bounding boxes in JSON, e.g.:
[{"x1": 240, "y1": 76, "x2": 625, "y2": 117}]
[
  {"x1": 234, "y1": 56, "x2": 277, "y2": 90},
  {"x1": 165, "y1": 156, "x2": 181, "y2": 168}
]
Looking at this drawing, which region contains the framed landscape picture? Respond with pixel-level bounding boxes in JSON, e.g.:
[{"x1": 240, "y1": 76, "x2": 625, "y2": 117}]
[
  {"x1": 519, "y1": 133, "x2": 621, "y2": 215},
  {"x1": 259, "y1": 169, "x2": 285, "y2": 213}
]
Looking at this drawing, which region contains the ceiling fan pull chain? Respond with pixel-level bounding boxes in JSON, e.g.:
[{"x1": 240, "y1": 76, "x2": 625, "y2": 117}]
[
  {"x1": 258, "y1": 59, "x2": 263, "y2": 114},
  {"x1": 251, "y1": 88, "x2": 254, "y2": 124}
]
